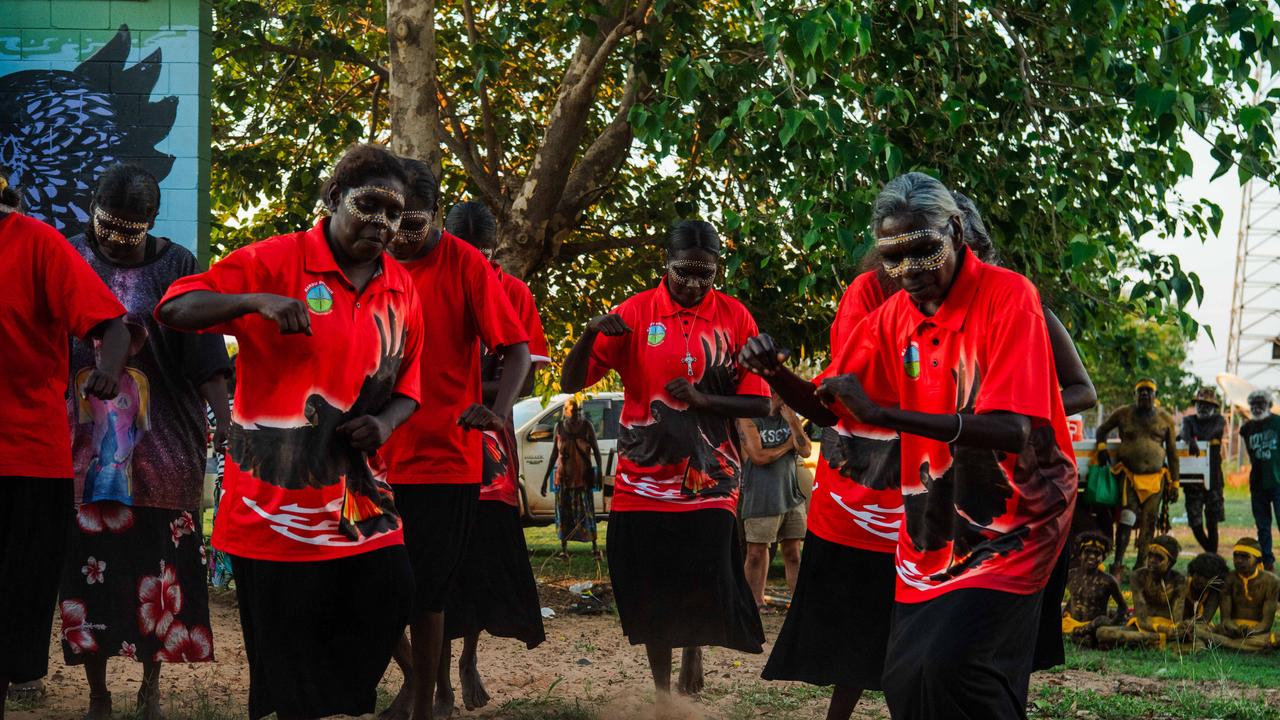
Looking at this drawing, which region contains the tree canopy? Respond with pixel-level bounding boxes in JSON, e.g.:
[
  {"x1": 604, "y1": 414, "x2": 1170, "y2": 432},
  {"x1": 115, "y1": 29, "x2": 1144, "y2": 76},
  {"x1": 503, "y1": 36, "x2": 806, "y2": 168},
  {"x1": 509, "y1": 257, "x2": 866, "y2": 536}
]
[{"x1": 211, "y1": 0, "x2": 1280, "y2": 390}]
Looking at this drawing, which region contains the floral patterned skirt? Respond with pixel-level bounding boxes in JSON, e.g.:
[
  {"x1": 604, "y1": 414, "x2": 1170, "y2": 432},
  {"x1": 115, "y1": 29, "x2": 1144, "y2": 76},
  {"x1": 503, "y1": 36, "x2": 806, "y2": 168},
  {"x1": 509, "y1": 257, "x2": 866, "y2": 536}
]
[{"x1": 58, "y1": 502, "x2": 213, "y2": 664}]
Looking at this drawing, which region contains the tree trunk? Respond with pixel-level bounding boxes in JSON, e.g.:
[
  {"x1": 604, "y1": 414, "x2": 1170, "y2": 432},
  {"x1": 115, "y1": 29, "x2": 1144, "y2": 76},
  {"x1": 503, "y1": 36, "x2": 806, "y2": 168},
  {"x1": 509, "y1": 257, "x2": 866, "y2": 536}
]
[{"x1": 387, "y1": 0, "x2": 443, "y2": 184}]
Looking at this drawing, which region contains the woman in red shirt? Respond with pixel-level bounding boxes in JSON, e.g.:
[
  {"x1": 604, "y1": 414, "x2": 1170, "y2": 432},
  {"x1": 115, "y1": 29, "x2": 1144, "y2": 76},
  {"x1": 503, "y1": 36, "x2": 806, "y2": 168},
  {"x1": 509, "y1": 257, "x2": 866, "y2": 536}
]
[
  {"x1": 437, "y1": 201, "x2": 547, "y2": 716},
  {"x1": 0, "y1": 171, "x2": 130, "y2": 718},
  {"x1": 747, "y1": 173, "x2": 1076, "y2": 719},
  {"x1": 561, "y1": 220, "x2": 770, "y2": 702},
  {"x1": 156, "y1": 144, "x2": 425, "y2": 720}
]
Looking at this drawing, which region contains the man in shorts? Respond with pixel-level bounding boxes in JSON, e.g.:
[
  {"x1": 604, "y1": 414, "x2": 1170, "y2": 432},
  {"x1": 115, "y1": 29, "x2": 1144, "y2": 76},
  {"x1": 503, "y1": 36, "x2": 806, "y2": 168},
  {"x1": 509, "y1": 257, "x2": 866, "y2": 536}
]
[{"x1": 737, "y1": 390, "x2": 812, "y2": 607}]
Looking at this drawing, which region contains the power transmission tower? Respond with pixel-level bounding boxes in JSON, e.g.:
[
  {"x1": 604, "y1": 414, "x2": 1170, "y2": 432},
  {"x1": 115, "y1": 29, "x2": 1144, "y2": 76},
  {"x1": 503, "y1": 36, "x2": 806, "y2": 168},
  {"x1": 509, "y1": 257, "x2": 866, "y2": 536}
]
[{"x1": 1226, "y1": 76, "x2": 1280, "y2": 388}]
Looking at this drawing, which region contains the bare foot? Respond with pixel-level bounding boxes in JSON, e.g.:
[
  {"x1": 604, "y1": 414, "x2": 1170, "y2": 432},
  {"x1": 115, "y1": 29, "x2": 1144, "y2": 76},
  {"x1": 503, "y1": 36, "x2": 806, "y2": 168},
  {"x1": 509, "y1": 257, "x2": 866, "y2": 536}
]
[
  {"x1": 7, "y1": 679, "x2": 44, "y2": 702},
  {"x1": 137, "y1": 685, "x2": 162, "y2": 720},
  {"x1": 433, "y1": 681, "x2": 455, "y2": 719},
  {"x1": 676, "y1": 647, "x2": 704, "y2": 696},
  {"x1": 84, "y1": 692, "x2": 112, "y2": 720},
  {"x1": 459, "y1": 656, "x2": 490, "y2": 710},
  {"x1": 379, "y1": 682, "x2": 414, "y2": 720}
]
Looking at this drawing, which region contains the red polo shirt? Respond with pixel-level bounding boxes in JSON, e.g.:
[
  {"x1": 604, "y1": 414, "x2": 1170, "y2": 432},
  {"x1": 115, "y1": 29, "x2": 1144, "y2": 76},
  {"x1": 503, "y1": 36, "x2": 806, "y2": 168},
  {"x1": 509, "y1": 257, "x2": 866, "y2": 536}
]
[
  {"x1": 584, "y1": 280, "x2": 770, "y2": 513},
  {"x1": 480, "y1": 265, "x2": 549, "y2": 505},
  {"x1": 808, "y1": 270, "x2": 901, "y2": 553},
  {"x1": 156, "y1": 219, "x2": 425, "y2": 562},
  {"x1": 0, "y1": 212, "x2": 126, "y2": 479},
  {"x1": 831, "y1": 249, "x2": 1077, "y2": 602},
  {"x1": 383, "y1": 232, "x2": 528, "y2": 485}
]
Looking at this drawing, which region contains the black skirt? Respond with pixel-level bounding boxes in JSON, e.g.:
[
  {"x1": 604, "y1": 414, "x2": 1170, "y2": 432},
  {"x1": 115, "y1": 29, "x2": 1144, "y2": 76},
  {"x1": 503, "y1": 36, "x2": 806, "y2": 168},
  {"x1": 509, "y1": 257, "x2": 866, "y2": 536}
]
[
  {"x1": 1031, "y1": 540, "x2": 1069, "y2": 671},
  {"x1": 0, "y1": 477, "x2": 74, "y2": 683},
  {"x1": 607, "y1": 508, "x2": 764, "y2": 653},
  {"x1": 762, "y1": 532, "x2": 895, "y2": 689},
  {"x1": 230, "y1": 545, "x2": 413, "y2": 720},
  {"x1": 882, "y1": 588, "x2": 1043, "y2": 720},
  {"x1": 443, "y1": 501, "x2": 545, "y2": 648},
  {"x1": 394, "y1": 483, "x2": 480, "y2": 614}
]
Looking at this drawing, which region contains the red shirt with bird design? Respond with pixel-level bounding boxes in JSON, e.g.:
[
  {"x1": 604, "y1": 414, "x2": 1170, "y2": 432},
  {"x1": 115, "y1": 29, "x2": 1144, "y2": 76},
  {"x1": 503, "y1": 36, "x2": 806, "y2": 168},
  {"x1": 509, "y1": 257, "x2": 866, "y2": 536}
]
[
  {"x1": 584, "y1": 280, "x2": 770, "y2": 513},
  {"x1": 829, "y1": 249, "x2": 1077, "y2": 601},
  {"x1": 480, "y1": 266, "x2": 549, "y2": 506},
  {"x1": 157, "y1": 220, "x2": 425, "y2": 562},
  {"x1": 382, "y1": 232, "x2": 527, "y2": 486},
  {"x1": 0, "y1": 211, "x2": 126, "y2": 479},
  {"x1": 808, "y1": 270, "x2": 902, "y2": 554}
]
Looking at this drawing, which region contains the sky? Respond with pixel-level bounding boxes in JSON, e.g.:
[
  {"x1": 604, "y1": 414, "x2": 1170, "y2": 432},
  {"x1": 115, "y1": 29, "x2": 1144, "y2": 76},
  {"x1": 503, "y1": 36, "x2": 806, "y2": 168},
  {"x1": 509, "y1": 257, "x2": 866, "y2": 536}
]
[{"x1": 1152, "y1": 134, "x2": 1280, "y2": 392}]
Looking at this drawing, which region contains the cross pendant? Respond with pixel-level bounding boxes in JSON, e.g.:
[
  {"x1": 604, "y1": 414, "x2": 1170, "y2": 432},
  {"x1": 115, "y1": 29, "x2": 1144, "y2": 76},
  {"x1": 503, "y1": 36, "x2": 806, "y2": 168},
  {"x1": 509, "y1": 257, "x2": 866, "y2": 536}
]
[{"x1": 682, "y1": 351, "x2": 696, "y2": 377}]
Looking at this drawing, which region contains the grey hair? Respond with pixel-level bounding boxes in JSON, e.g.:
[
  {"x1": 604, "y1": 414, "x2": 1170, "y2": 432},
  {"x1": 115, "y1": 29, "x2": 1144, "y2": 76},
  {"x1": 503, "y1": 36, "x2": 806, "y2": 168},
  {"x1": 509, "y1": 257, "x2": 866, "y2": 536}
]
[
  {"x1": 872, "y1": 172, "x2": 961, "y2": 233},
  {"x1": 951, "y1": 191, "x2": 999, "y2": 264},
  {"x1": 1249, "y1": 389, "x2": 1272, "y2": 404}
]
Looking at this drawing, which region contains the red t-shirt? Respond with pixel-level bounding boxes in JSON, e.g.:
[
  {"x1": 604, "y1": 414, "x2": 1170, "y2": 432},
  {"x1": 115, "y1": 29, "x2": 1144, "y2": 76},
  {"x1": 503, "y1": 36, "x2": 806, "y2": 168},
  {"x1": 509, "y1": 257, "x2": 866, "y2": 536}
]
[
  {"x1": 0, "y1": 212, "x2": 126, "y2": 479},
  {"x1": 584, "y1": 280, "x2": 770, "y2": 513},
  {"x1": 808, "y1": 271, "x2": 901, "y2": 553},
  {"x1": 831, "y1": 249, "x2": 1077, "y2": 602},
  {"x1": 480, "y1": 266, "x2": 549, "y2": 505},
  {"x1": 156, "y1": 220, "x2": 425, "y2": 562},
  {"x1": 383, "y1": 232, "x2": 528, "y2": 485},
  {"x1": 829, "y1": 269, "x2": 887, "y2": 354}
]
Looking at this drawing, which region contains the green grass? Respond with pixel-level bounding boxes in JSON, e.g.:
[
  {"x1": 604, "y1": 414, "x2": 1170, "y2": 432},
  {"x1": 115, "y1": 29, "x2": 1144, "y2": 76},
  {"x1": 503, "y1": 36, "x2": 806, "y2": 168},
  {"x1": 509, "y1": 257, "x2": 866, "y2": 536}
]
[
  {"x1": 1030, "y1": 685, "x2": 1279, "y2": 720},
  {"x1": 524, "y1": 522, "x2": 610, "y2": 583},
  {"x1": 1062, "y1": 644, "x2": 1280, "y2": 689}
]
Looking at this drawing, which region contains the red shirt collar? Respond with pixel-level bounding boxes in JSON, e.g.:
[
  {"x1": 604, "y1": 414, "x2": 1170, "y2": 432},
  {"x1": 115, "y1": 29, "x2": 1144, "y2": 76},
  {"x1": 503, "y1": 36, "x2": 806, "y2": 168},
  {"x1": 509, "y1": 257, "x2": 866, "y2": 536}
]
[
  {"x1": 301, "y1": 218, "x2": 397, "y2": 293},
  {"x1": 654, "y1": 277, "x2": 713, "y2": 319},
  {"x1": 902, "y1": 246, "x2": 984, "y2": 332}
]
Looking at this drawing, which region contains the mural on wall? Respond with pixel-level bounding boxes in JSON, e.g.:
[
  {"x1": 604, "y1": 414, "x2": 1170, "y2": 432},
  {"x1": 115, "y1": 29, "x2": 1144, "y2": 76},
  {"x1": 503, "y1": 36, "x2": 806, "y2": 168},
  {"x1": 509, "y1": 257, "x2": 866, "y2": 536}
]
[{"x1": 0, "y1": 25, "x2": 176, "y2": 234}]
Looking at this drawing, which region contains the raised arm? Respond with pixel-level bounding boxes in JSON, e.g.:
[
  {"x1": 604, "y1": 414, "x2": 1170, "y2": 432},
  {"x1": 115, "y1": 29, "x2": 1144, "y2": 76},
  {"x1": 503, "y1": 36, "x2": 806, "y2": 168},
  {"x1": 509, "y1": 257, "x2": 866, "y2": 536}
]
[
  {"x1": 562, "y1": 314, "x2": 629, "y2": 393},
  {"x1": 737, "y1": 334, "x2": 839, "y2": 425},
  {"x1": 159, "y1": 290, "x2": 312, "y2": 336},
  {"x1": 1044, "y1": 308, "x2": 1097, "y2": 416}
]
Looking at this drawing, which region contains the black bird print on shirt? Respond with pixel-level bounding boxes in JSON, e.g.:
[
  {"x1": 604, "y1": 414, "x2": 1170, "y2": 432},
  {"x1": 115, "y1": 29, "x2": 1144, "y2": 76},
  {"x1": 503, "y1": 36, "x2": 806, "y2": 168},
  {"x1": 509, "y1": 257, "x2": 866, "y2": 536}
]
[
  {"x1": 617, "y1": 331, "x2": 742, "y2": 497},
  {"x1": 228, "y1": 310, "x2": 406, "y2": 542}
]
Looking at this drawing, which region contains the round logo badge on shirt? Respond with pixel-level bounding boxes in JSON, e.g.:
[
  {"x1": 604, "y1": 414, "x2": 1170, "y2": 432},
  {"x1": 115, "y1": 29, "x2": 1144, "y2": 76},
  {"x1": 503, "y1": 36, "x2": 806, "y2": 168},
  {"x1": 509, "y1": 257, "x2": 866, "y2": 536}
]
[
  {"x1": 305, "y1": 282, "x2": 334, "y2": 315},
  {"x1": 647, "y1": 322, "x2": 667, "y2": 347},
  {"x1": 902, "y1": 342, "x2": 921, "y2": 379}
]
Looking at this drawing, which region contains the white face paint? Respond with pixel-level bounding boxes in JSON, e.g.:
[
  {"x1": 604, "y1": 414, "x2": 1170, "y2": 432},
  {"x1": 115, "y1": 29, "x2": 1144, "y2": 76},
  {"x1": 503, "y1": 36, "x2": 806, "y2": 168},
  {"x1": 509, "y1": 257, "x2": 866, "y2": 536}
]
[
  {"x1": 342, "y1": 186, "x2": 405, "y2": 232},
  {"x1": 93, "y1": 206, "x2": 148, "y2": 248}
]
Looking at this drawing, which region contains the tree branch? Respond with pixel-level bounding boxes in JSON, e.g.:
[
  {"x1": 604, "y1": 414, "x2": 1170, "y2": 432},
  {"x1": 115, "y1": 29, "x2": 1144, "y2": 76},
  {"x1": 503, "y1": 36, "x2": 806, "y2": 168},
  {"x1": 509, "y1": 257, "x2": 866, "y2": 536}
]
[
  {"x1": 242, "y1": 36, "x2": 387, "y2": 80},
  {"x1": 436, "y1": 83, "x2": 503, "y2": 207},
  {"x1": 557, "y1": 232, "x2": 664, "y2": 257},
  {"x1": 462, "y1": 0, "x2": 502, "y2": 177},
  {"x1": 557, "y1": 69, "x2": 649, "y2": 223}
]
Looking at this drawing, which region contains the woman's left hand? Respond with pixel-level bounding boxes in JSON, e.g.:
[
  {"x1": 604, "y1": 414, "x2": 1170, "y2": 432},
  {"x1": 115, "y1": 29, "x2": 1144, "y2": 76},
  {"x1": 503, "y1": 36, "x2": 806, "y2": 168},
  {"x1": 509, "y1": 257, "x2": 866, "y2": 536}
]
[
  {"x1": 338, "y1": 415, "x2": 393, "y2": 451},
  {"x1": 457, "y1": 404, "x2": 505, "y2": 431},
  {"x1": 666, "y1": 378, "x2": 709, "y2": 409},
  {"x1": 815, "y1": 373, "x2": 882, "y2": 424}
]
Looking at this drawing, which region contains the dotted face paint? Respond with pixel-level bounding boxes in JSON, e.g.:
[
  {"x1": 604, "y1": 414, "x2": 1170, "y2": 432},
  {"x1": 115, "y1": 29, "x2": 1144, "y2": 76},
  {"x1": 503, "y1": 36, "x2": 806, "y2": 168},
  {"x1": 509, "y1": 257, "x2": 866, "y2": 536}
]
[
  {"x1": 666, "y1": 259, "x2": 718, "y2": 288},
  {"x1": 881, "y1": 239, "x2": 952, "y2": 279},
  {"x1": 342, "y1": 186, "x2": 406, "y2": 232},
  {"x1": 92, "y1": 206, "x2": 149, "y2": 248},
  {"x1": 391, "y1": 210, "x2": 432, "y2": 248}
]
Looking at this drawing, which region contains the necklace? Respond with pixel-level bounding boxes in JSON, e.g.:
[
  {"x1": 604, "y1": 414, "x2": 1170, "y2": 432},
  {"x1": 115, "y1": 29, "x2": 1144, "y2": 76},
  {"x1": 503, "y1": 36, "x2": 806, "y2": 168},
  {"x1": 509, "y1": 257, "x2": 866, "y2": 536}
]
[{"x1": 679, "y1": 312, "x2": 699, "y2": 377}]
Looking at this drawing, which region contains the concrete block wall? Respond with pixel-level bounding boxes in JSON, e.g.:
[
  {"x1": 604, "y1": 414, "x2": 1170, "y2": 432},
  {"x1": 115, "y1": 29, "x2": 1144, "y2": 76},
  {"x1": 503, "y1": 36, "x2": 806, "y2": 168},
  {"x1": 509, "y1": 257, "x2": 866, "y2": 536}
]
[{"x1": 1, "y1": 0, "x2": 213, "y2": 263}]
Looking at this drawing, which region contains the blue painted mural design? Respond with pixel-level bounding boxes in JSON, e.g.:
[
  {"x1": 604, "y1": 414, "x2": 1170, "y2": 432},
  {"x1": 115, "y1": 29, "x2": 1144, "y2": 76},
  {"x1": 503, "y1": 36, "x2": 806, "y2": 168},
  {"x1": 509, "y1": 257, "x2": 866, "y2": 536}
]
[{"x1": 0, "y1": 25, "x2": 176, "y2": 234}]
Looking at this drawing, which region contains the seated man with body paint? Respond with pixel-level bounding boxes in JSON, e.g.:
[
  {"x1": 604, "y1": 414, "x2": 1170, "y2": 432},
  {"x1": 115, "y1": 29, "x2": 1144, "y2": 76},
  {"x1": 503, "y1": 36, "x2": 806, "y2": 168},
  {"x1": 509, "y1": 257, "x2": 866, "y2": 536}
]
[
  {"x1": 1096, "y1": 535, "x2": 1190, "y2": 650},
  {"x1": 1199, "y1": 538, "x2": 1280, "y2": 652},
  {"x1": 1061, "y1": 532, "x2": 1127, "y2": 647},
  {"x1": 1180, "y1": 552, "x2": 1228, "y2": 641}
]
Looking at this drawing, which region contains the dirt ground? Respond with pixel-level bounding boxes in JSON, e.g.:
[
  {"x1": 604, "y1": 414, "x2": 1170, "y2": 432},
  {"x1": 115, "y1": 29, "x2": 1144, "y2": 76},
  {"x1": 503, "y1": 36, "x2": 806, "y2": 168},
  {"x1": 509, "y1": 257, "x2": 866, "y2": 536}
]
[{"x1": 8, "y1": 577, "x2": 1280, "y2": 720}]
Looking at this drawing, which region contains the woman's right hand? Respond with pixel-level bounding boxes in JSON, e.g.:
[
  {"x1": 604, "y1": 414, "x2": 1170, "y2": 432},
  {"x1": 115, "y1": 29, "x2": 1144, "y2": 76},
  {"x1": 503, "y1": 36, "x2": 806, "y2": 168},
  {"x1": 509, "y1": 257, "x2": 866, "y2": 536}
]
[
  {"x1": 586, "y1": 314, "x2": 630, "y2": 336},
  {"x1": 253, "y1": 294, "x2": 312, "y2": 336},
  {"x1": 738, "y1": 334, "x2": 790, "y2": 376}
]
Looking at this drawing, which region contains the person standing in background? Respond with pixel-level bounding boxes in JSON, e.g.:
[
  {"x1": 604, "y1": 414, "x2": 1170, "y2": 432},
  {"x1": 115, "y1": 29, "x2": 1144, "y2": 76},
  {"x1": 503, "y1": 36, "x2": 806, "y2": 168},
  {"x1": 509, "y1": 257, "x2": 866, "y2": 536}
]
[{"x1": 737, "y1": 389, "x2": 811, "y2": 607}]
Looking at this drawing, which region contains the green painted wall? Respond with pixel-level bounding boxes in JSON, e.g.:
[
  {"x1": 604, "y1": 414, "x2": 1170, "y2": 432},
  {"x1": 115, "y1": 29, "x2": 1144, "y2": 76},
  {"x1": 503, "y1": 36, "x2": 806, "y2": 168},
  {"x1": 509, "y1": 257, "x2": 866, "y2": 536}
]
[{"x1": 1, "y1": 0, "x2": 213, "y2": 263}]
